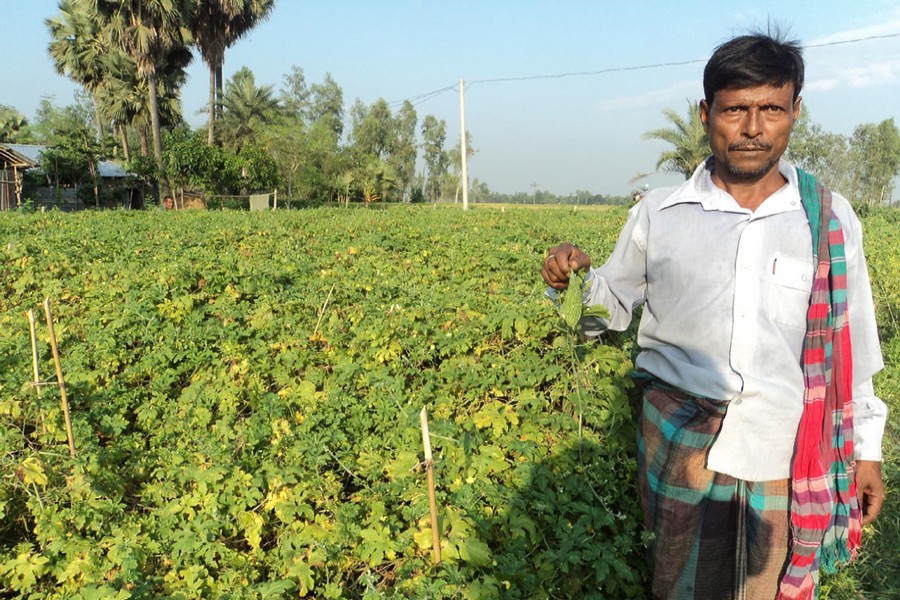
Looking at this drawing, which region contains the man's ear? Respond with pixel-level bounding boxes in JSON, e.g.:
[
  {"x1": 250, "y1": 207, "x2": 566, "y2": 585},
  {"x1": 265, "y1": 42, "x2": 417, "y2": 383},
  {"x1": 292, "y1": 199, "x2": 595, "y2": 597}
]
[
  {"x1": 793, "y1": 96, "x2": 802, "y2": 121},
  {"x1": 699, "y1": 99, "x2": 710, "y2": 132}
]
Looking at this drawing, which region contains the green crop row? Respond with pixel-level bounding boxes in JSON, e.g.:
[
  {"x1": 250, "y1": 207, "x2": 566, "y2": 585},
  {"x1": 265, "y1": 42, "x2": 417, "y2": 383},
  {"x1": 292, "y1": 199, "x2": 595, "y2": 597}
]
[{"x1": 0, "y1": 204, "x2": 896, "y2": 599}]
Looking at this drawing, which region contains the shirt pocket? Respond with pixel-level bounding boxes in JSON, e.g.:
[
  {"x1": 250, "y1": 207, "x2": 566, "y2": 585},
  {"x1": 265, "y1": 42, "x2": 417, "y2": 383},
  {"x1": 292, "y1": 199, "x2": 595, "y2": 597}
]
[{"x1": 769, "y1": 253, "x2": 814, "y2": 330}]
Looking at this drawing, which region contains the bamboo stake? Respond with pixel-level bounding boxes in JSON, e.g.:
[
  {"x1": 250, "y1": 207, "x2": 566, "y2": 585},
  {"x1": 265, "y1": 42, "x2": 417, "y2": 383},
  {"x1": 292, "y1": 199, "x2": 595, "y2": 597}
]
[
  {"x1": 27, "y1": 309, "x2": 41, "y2": 389},
  {"x1": 43, "y1": 299, "x2": 76, "y2": 458},
  {"x1": 420, "y1": 406, "x2": 441, "y2": 564},
  {"x1": 27, "y1": 309, "x2": 46, "y2": 434},
  {"x1": 313, "y1": 284, "x2": 336, "y2": 336}
]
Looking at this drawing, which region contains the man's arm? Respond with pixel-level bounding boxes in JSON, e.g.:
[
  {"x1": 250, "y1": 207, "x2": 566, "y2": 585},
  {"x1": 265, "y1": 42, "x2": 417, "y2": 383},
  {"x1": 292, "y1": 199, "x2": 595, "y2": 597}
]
[
  {"x1": 836, "y1": 195, "x2": 888, "y2": 526},
  {"x1": 541, "y1": 200, "x2": 652, "y2": 335}
]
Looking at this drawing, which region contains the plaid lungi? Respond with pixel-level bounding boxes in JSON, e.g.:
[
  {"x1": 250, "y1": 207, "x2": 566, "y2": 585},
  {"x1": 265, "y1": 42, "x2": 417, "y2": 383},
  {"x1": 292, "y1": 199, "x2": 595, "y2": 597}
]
[{"x1": 638, "y1": 383, "x2": 791, "y2": 599}]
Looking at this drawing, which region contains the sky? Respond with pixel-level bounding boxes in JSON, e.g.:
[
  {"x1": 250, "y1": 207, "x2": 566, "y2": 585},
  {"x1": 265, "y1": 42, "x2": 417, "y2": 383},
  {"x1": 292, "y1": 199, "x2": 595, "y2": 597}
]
[{"x1": 4, "y1": 0, "x2": 900, "y2": 198}]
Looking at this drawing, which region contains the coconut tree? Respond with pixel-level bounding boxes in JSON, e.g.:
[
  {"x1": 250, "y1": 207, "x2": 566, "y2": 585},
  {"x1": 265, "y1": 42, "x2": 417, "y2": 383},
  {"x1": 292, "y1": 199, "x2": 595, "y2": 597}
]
[
  {"x1": 217, "y1": 67, "x2": 280, "y2": 152},
  {"x1": 643, "y1": 100, "x2": 710, "y2": 179},
  {"x1": 190, "y1": 0, "x2": 275, "y2": 145}
]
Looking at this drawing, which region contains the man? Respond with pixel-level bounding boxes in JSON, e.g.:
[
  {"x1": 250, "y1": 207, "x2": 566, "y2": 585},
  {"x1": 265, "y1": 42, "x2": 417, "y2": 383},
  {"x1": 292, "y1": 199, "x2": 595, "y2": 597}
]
[
  {"x1": 542, "y1": 33, "x2": 886, "y2": 599},
  {"x1": 161, "y1": 195, "x2": 175, "y2": 210}
]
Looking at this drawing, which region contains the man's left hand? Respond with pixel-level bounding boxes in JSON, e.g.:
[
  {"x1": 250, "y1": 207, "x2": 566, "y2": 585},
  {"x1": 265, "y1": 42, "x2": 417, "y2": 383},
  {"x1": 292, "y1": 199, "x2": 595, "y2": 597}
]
[{"x1": 856, "y1": 460, "x2": 885, "y2": 526}]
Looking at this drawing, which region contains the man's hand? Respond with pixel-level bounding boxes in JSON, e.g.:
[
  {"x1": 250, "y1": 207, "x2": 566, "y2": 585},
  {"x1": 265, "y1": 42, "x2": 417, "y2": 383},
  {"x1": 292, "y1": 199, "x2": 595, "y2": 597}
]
[
  {"x1": 856, "y1": 460, "x2": 885, "y2": 526},
  {"x1": 541, "y1": 242, "x2": 592, "y2": 290}
]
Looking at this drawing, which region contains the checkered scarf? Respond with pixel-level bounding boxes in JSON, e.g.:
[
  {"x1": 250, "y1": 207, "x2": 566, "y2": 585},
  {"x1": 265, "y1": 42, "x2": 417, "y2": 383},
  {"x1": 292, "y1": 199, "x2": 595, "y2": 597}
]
[{"x1": 777, "y1": 170, "x2": 862, "y2": 600}]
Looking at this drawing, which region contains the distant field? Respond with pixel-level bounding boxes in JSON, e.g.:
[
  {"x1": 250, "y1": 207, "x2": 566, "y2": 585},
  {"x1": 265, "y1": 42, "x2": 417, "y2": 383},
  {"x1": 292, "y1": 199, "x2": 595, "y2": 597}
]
[{"x1": 0, "y1": 205, "x2": 895, "y2": 598}]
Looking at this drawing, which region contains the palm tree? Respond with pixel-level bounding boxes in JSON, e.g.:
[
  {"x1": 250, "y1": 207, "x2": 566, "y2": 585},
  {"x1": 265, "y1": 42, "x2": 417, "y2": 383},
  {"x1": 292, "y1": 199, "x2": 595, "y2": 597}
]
[
  {"x1": 643, "y1": 100, "x2": 710, "y2": 179},
  {"x1": 97, "y1": 44, "x2": 191, "y2": 163},
  {"x1": 218, "y1": 67, "x2": 279, "y2": 152},
  {"x1": 190, "y1": 0, "x2": 275, "y2": 145},
  {"x1": 46, "y1": 0, "x2": 111, "y2": 138},
  {"x1": 95, "y1": 0, "x2": 194, "y2": 174},
  {"x1": 0, "y1": 108, "x2": 29, "y2": 143}
]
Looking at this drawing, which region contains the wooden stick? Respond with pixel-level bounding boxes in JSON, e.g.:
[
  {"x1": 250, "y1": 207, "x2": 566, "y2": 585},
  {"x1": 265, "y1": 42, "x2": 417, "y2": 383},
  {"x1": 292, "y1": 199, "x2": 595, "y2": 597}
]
[
  {"x1": 27, "y1": 310, "x2": 41, "y2": 390},
  {"x1": 43, "y1": 299, "x2": 76, "y2": 458},
  {"x1": 27, "y1": 309, "x2": 46, "y2": 434},
  {"x1": 420, "y1": 406, "x2": 441, "y2": 564},
  {"x1": 313, "y1": 284, "x2": 336, "y2": 336}
]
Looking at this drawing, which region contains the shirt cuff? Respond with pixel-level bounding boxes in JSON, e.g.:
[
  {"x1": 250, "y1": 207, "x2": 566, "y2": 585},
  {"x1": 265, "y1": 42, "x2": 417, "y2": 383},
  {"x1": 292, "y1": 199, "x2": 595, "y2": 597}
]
[
  {"x1": 853, "y1": 378, "x2": 888, "y2": 462},
  {"x1": 579, "y1": 271, "x2": 609, "y2": 337}
]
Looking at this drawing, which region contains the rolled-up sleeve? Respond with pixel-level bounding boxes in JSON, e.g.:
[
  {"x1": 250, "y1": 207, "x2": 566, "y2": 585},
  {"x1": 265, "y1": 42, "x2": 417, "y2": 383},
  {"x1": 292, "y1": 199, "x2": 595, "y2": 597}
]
[
  {"x1": 853, "y1": 378, "x2": 888, "y2": 462},
  {"x1": 582, "y1": 200, "x2": 650, "y2": 333}
]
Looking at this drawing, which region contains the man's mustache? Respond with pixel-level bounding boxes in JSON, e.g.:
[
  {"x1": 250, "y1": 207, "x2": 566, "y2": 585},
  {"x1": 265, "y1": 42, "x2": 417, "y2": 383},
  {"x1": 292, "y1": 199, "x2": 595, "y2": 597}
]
[{"x1": 728, "y1": 141, "x2": 772, "y2": 151}]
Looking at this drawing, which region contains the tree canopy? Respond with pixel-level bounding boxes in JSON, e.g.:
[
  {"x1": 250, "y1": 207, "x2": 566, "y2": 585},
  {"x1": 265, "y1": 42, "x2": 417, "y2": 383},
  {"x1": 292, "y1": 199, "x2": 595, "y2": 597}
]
[{"x1": 642, "y1": 100, "x2": 709, "y2": 179}]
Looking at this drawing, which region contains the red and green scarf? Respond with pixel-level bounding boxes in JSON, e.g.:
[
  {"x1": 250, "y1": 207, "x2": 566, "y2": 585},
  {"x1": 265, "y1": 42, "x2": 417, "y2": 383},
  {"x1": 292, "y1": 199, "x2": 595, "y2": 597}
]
[{"x1": 777, "y1": 170, "x2": 862, "y2": 599}]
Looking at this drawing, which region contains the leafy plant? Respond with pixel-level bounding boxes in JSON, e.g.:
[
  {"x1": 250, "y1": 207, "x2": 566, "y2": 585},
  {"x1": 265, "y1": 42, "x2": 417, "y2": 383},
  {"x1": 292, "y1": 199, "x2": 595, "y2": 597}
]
[{"x1": 10, "y1": 203, "x2": 898, "y2": 598}]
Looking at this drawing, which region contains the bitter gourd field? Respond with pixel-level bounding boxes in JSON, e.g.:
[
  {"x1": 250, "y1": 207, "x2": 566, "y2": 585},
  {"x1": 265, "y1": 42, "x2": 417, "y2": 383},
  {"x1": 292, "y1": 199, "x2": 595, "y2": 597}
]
[{"x1": 0, "y1": 205, "x2": 897, "y2": 599}]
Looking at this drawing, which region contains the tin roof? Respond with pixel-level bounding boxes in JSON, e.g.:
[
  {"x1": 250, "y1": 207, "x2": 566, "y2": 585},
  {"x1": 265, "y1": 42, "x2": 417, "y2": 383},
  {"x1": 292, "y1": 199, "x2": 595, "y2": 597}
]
[
  {"x1": 0, "y1": 143, "x2": 39, "y2": 168},
  {"x1": 0, "y1": 143, "x2": 129, "y2": 178}
]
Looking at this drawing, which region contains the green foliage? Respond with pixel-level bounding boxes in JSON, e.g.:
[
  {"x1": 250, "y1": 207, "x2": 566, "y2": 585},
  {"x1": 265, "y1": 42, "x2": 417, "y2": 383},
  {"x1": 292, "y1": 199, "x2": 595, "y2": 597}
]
[
  {"x1": 788, "y1": 110, "x2": 900, "y2": 207},
  {"x1": 38, "y1": 124, "x2": 117, "y2": 207},
  {"x1": 349, "y1": 98, "x2": 417, "y2": 203},
  {"x1": 0, "y1": 105, "x2": 32, "y2": 143},
  {"x1": 219, "y1": 67, "x2": 281, "y2": 152},
  {"x1": 643, "y1": 100, "x2": 709, "y2": 179},
  {"x1": 846, "y1": 118, "x2": 900, "y2": 206},
  {"x1": 0, "y1": 205, "x2": 647, "y2": 598},
  {"x1": 817, "y1": 209, "x2": 900, "y2": 599},
  {"x1": 28, "y1": 97, "x2": 95, "y2": 147},
  {"x1": 238, "y1": 143, "x2": 279, "y2": 192},
  {"x1": 421, "y1": 115, "x2": 449, "y2": 202}
]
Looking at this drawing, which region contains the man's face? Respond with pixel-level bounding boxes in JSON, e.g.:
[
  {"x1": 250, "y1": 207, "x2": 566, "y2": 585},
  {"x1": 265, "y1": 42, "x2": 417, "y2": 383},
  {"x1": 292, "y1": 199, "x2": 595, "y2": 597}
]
[
  {"x1": 699, "y1": 83, "x2": 800, "y2": 182},
  {"x1": 163, "y1": 197, "x2": 174, "y2": 209}
]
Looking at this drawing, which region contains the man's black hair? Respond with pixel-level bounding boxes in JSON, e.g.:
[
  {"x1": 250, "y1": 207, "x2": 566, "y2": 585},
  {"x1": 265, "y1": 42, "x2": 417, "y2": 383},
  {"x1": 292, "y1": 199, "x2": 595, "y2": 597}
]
[{"x1": 703, "y1": 33, "x2": 804, "y2": 104}]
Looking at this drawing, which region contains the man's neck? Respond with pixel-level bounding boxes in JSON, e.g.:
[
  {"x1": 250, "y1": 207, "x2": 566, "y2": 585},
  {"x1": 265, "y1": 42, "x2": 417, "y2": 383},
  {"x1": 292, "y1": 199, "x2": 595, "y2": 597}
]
[{"x1": 709, "y1": 162, "x2": 788, "y2": 212}]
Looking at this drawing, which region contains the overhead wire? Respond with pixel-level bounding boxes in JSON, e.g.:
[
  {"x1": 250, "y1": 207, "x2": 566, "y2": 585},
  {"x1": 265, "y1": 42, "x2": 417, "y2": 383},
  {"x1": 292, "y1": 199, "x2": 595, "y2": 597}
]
[
  {"x1": 388, "y1": 31, "x2": 900, "y2": 106},
  {"x1": 803, "y1": 31, "x2": 899, "y2": 49},
  {"x1": 388, "y1": 84, "x2": 457, "y2": 108}
]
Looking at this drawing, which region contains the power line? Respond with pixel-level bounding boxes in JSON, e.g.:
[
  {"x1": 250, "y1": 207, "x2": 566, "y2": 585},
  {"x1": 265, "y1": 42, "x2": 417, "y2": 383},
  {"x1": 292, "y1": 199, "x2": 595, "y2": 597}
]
[
  {"x1": 388, "y1": 31, "x2": 899, "y2": 106},
  {"x1": 388, "y1": 84, "x2": 457, "y2": 108},
  {"x1": 468, "y1": 58, "x2": 706, "y2": 89},
  {"x1": 803, "y1": 31, "x2": 899, "y2": 49}
]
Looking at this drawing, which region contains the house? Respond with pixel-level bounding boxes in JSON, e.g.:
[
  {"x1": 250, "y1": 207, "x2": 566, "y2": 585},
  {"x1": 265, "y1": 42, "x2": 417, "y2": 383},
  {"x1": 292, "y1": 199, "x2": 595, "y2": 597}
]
[
  {"x1": 0, "y1": 143, "x2": 38, "y2": 210},
  {"x1": 0, "y1": 143, "x2": 133, "y2": 211}
]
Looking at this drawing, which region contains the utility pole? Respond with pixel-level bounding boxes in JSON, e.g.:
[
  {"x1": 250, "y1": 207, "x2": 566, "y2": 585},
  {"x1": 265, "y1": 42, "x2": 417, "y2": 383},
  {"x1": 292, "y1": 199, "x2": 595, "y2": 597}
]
[
  {"x1": 459, "y1": 78, "x2": 469, "y2": 211},
  {"x1": 530, "y1": 181, "x2": 539, "y2": 204}
]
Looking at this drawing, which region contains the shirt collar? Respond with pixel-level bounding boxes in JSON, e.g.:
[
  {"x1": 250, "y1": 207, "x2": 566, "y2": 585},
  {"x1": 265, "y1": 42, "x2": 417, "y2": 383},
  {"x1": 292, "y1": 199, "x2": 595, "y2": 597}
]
[{"x1": 659, "y1": 158, "x2": 803, "y2": 217}]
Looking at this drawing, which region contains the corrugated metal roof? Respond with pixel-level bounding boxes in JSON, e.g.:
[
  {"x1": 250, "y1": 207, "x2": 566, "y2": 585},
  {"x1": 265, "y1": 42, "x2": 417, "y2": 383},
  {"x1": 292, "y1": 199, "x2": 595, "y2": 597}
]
[
  {"x1": 98, "y1": 160, "x2": 128, "y2": 178},
  {"x1": 0, "y1": 143, "x2": 129, "y2": 178},
  {"x1": 0, "y1": 143, "x2": 39, "y2": 168},
  {"x1": 3, "y1": 144, "x2": 42, "y2": 163}
]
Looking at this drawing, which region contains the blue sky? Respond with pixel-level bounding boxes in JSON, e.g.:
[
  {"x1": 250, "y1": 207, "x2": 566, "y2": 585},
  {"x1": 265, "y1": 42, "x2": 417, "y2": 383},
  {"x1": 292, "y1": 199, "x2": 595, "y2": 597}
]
[{"x1": 4, "y1": 0, "x2": 900, "y2": 197}]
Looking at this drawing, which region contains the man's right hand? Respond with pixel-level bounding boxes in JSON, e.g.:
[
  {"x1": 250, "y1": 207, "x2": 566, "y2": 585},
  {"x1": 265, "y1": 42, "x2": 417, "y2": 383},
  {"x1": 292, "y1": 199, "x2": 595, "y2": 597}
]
[{"x1": 541, "y1": 242, "x2": 592, "y2": 290}]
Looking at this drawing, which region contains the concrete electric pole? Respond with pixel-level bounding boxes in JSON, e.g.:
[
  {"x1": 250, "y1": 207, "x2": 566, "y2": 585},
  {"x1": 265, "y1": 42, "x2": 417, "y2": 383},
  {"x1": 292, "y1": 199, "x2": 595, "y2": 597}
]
[{"x1": 459, "y1": 78, "x2": 469, "y2": 211}]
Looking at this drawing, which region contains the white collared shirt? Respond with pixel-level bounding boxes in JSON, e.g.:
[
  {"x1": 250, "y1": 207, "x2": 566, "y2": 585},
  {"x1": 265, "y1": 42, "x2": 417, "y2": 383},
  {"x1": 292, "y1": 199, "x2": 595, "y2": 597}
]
[{"x1": 584, "y1": 159, "x2": 887, "y2": 481}]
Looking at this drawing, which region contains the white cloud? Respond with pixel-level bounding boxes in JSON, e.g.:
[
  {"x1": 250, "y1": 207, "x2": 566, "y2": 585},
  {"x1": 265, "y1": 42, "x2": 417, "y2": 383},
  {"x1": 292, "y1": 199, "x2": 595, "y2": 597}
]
[
  {"x1": 596, "y1": 80, "x2": 702, "y2": 112},
  {"x1": 806, "y1": 16, "x2": 900, "y2": 46},
  {"x1": 804, "y1": 16, "x2": 900, "y2": 92},
  {"x1": 806, "y1": 78, "x2": 839, "y2": 92},
  {"x1": 807, "y1": 60, "x2": 900, "y2": 91}
]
